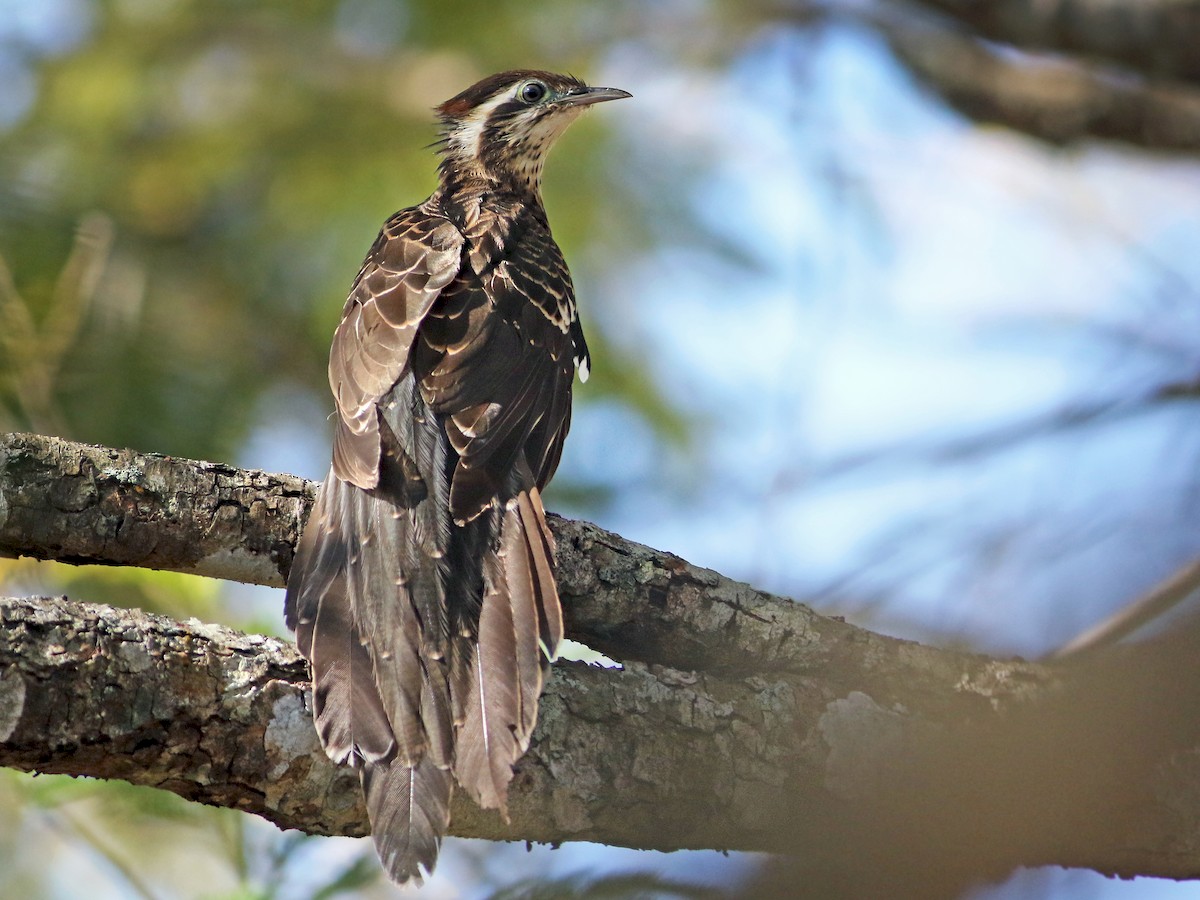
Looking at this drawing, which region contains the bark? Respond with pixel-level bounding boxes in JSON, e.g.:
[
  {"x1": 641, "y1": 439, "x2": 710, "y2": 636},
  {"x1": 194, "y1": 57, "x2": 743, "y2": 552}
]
[
  {"x1": 0, "y1": 593, "x2": 1046, "y2": 856},
  {"x1": 3, "y1": 433, "x2": 1200, "y2": 893},
  {"x1": 0, "y1": 432, "x2": 308, "y2": 587}
]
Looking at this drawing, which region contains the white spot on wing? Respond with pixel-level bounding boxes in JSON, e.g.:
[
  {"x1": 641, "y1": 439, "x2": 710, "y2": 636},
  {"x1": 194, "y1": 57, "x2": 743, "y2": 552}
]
[{"x1": 576, "y1": 356, "x2": 590, "y2": 383}]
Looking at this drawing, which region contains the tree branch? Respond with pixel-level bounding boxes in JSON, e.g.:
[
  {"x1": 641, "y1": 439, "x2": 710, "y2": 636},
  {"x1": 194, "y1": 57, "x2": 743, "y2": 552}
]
[
  {"x1": 909, "y1": 0, "x2": 1200, "y2": 84},
  {"x1": 867, "y1": 3, "x2": 1200, "y2": 152},
  {"x1": 0, "y1": 594, "x2": 832, "y2": 853},
  {"x1": 0, "y1": 431, "x2": 977, "y2": 679},
  {"x1": 3, "y1": 433, "x2": 1200, "y2": 891},
  {"x1": 1053, "y1": 557, "x2": 1200, "y2": 658}
]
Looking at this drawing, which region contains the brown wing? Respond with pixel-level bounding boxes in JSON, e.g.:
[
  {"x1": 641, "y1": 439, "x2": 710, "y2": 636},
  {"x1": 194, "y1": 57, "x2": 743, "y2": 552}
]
[
  {"x1": 413, "y1": 204, "x2": 581, "y2": 524},
  {"x1": 328, "y1": 206, "x2": 463, "y2": 489}
]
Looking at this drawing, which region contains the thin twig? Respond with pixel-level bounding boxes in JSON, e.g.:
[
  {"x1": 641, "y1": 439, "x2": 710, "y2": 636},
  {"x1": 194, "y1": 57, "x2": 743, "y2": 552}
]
[{"x1": 1051, "y1": 557, "x2": 1200, "y2": 659}]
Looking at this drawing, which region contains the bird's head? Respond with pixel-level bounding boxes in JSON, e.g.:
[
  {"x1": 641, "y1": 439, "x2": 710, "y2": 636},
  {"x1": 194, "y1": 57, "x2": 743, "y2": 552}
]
[{"x1": 435, "y1": 70, "x2": 630, "y2": 194}]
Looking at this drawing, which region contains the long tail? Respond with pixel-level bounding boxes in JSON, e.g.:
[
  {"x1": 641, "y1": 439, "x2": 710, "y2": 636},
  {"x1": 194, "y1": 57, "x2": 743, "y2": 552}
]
[
  {"x1": 285, "y1": 460, "x2": 455, "y2": 884},
  {"x1": 286, "y1": 468, "x2": 562, "y2": 880},
  {"x1": 454, "y1": 486, "x2": 563, "y2": 814}
]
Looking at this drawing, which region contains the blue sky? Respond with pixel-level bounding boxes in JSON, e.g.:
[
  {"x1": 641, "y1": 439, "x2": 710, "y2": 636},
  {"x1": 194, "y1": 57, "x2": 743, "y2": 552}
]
[{"x1": 572, "y1": 24, "x2": 1200, "y2": 657}]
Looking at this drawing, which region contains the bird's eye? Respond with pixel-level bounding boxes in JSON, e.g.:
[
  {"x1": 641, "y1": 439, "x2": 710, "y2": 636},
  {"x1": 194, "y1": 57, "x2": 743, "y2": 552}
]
[{"x1": 519, "y1": 81, "x2": 548, "y2": 104}]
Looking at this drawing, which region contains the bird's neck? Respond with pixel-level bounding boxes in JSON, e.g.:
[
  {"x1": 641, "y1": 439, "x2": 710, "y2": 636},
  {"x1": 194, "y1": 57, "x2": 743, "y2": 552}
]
[{"x1": 435, "y1": 157, "x2": 546, "y2": 211}]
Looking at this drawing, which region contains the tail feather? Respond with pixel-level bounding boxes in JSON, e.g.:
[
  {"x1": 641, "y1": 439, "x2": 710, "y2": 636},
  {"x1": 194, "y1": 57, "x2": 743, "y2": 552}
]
[
  {"x1": 418, "y1": 655, "x2": 455, "y2": 767},
  {"x1": 380, "y1": 380, "x2": 452, "y2": 652},
  {"x1": 518, "y1": 488, "x2": 563, "y2": 661},
  {"x1": 447, "y1": 626, "x2": 475, "y2": 728},
  {"x1": 288, "y1": 478, "x2": 395, "y2": 765},
  {"x1": 343, "y1": 492, "x2": 422, "y2": 762},
  {"x1": 284, "y1": 461, "x2": 457, "y2": 797},
  {"x1": 454, "y1": 490, "x2": 561, "y2": 814},
  {"x1": 309, "y1": 577, "x2": 395, "y2": 765},
  {"x1": 502, "y1": 500, "x2": 542, "y2": 747},
  {"x1": 287, "y1": 410, "x2": 565, "y2": 878},
  {"x1": 456, "y1": 546, "x2": 524, "y2": 813},
  {"x1": 286, "y1": 482, "x2": 344, "y2": 649},
  {"x1": 362, "y1": 757, "x2": 452, "y2": 886}
]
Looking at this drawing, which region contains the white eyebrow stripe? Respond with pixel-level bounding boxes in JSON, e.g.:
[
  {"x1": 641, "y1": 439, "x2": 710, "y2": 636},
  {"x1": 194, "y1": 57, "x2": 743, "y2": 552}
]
[{"x1": 447, "y1": 89, "x2": 519, "y2": 163}]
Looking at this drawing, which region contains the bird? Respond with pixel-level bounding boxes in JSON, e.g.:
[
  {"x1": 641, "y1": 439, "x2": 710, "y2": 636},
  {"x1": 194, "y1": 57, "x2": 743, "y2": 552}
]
[{"x1": 284, "y1": 70, "x2": 630, "y2": 885}]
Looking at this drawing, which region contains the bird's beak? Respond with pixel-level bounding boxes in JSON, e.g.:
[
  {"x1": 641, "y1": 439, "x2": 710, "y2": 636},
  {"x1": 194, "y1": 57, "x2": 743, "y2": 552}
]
[{"x1": 561, "y1": 86, "x2": 632, "y2": 108}]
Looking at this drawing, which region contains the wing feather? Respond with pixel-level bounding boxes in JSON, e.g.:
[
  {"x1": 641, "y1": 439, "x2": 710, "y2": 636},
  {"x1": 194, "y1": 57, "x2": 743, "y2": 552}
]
[
  {"x1": 415, "y1": 210, "x2": 578, "y2": 522},
  {"x1": 329, "y1": 208, "x2": 463, "y2": 489}
]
